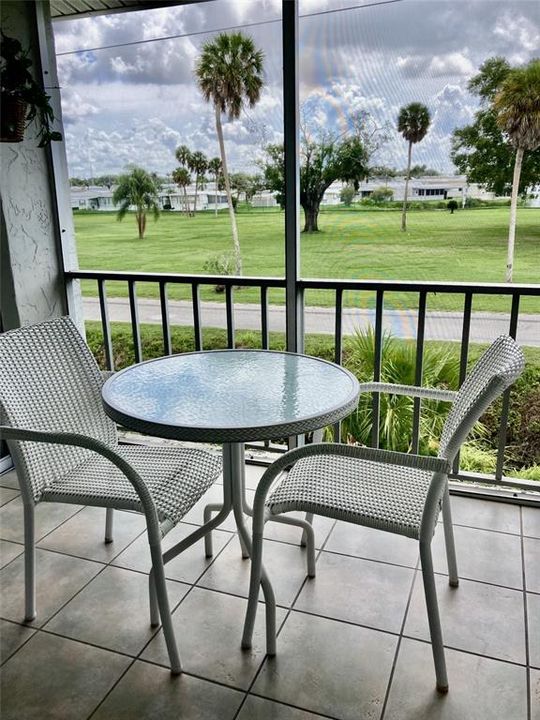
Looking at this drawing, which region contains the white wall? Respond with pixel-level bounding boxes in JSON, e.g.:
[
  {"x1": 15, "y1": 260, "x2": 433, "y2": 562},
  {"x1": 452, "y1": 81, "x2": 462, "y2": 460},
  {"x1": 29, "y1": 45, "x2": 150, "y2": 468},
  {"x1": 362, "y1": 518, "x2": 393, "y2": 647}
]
[{"x1": 0, "y1": 1, "x2": 78, "y2": 331}]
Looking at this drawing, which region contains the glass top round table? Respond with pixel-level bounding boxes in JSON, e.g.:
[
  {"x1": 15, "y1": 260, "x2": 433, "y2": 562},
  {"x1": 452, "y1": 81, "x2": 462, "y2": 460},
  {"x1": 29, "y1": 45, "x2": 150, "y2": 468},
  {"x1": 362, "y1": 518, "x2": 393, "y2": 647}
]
[{"x1": 102, "y1": 349, "x2": 360, "y2": 444}]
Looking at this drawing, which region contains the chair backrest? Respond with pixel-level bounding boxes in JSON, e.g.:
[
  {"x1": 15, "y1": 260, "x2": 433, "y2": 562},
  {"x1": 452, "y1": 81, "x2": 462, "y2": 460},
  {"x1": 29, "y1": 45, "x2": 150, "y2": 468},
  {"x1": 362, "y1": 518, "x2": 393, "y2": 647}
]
[
  {"x1": 438, "y1": 335, "x2": 524, "y2": 462},
  {"x1": 0, "y1": 317, "x2": 117, "y2": 501}
]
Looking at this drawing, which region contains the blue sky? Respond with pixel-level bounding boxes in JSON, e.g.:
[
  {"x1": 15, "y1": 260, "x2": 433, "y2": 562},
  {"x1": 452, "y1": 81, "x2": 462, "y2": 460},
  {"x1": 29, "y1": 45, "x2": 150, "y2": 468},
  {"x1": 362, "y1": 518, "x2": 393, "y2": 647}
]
[{"x1": 53, "y1": 0, "x2": 540, "y2": 179}]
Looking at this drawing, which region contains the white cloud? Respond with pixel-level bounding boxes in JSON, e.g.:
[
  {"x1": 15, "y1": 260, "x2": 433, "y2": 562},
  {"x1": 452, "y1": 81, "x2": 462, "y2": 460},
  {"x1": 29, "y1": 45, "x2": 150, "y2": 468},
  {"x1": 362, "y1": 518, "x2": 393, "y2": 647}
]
[
  {"x1": 60, "y1": 87, "x2": 99, "y2": 124},
  {"x1": 429, "y1": 52, "x2": 475, "y2": 78},
  {"x1": 494, "y1": 13, "x2": 540, "y2": 52},
  {"x1": 398, "y1": 52, "x2": 474, "y2": 79},
  {"x1": 54, "y1": 0, "x2": 538, "y2": 178}
]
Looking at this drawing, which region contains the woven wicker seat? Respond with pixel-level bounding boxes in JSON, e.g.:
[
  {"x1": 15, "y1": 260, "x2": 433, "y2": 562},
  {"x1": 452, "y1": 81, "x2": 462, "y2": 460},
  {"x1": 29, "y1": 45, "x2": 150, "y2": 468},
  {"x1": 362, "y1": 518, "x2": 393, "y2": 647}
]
[
  {"x1": 0, "y1": 316, "x2": 223, "y2": 675},
  {"x1": 242, "y1": 335, "x2": 525, "y2": 694},
  {"x1": 42, "y1": 444, "x2": 220, "y2": 535},
  {"x1": 267, "y1": 455, "x2": 433, "y2": 539}
]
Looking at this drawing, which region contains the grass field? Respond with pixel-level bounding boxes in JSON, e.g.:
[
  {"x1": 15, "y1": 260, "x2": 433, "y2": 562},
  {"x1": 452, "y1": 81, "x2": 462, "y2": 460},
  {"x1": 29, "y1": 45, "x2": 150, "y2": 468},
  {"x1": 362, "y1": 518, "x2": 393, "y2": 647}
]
[{"x1": 74, "y1": 205, "x2": 540, "y2": 313}]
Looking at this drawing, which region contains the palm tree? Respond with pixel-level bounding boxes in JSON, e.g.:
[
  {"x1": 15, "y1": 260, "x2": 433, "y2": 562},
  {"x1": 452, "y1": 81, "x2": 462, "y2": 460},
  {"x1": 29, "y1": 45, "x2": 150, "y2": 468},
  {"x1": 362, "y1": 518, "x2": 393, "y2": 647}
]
[
  {"x1": 189, "y1": 150, "x2": 208, "y2": 216},
  {"x1": 175, "y1": 145, "x2": 193, "y2": 215},
  {"x1": 196, "y1": 32, "x2": 264, "y2": 275},
  {"x1": 397, "y1": 103, "x2": 431, "y2": 231},
  {"x1": 208, "y1": 156, "x2": 222, "y2": 216},
  {"x1": 172, "y1": 167, "x2": 191, "y2": 216},
  {"x1": 112, "y1": 166, "x2": 160, "y2": 239},
  {"x1": 493, "y1": 59, "x2": 540, "y2": 282}
]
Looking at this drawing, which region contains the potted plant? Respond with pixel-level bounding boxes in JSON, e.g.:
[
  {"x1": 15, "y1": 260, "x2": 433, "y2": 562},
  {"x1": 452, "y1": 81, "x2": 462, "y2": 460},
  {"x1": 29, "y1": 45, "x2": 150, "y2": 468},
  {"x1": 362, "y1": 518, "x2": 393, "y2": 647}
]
[{"x1": 1, "y1": 31, "x2": 62, "y2": 147}]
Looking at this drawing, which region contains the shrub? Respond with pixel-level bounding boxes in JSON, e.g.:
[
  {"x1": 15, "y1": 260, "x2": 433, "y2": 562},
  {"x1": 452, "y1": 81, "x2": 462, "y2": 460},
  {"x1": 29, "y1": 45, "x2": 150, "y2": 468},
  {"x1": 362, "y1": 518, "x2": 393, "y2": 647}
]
[
  {"x1": 512, "y1": 465, "x2": 540, "y2": 481},
  {"x1": 447, "y1": 200, "x2": 458, "y2": 213},
  {"x1": 339, "y1": 327, "x2": 462, "y2": 454},
  {"x1": 340, "y1": 185, "x2": 356, "y2": 206},
  {"x1": 370, "y1": 186, "x2": 394, "y2": 203},
  {"x1": 202, "y1": 253, "x2": 235, "y2": 292},
  {"x1": 481, "y1": 365, "x2": 540, "y2": 469},
  {"x1": 458, "y1": 443, "x2": 496, "y2": 473}
]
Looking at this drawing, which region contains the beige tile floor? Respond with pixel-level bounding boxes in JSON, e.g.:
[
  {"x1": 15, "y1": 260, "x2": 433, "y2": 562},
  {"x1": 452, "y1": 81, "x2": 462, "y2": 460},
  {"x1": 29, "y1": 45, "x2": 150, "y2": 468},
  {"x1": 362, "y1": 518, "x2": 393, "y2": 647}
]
[{"x1": 0, "y1": 464, "x2": 538, "y2": 720}]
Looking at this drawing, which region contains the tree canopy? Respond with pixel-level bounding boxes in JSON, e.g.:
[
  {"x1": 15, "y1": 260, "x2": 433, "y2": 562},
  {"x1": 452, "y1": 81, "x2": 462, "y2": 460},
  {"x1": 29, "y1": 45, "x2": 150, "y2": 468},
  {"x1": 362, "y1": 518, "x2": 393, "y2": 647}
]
[
  {"x1": 261, "y1": 112, "x2": 375, "y2": 232},
  {"x1": 451, "y1": 57, "x2": 540, "y2": 196}
]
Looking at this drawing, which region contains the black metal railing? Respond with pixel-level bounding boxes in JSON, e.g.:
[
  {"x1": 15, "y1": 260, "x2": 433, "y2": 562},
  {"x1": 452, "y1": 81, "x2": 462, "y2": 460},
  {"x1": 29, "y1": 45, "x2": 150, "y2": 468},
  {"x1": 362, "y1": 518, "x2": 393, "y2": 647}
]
[{"x1": 65, "y1": 269, "x2": 540, "y2": 496}]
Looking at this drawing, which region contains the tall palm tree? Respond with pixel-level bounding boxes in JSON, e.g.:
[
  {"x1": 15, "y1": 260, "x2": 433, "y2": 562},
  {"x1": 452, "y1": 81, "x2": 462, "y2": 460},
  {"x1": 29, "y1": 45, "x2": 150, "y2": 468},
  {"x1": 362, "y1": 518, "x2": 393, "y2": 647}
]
[
  {"x1": 112, "y1": 166, "x2": 160, "y2": 239},
  {"x1": 493, "y1": 59, "x2": 540, "y2": 282},
  {"x1": 172, "y1": 166, "x2": 191, "y2": 216},
  {"x1": 208, "y1": 156, "x2": 222, "y2": 216},
  {"x1": 397, "y1": 103, "x2": 431, "y2": 231},
  {"x1": 175, "y1": 145, "x2": 193, "y2": 215},
  {"x1": 189, "y1": 150, "x2": 208, "y2": 216},
  {"x1": 196, "y1": 32, "x2": 264, "y2": 275}
]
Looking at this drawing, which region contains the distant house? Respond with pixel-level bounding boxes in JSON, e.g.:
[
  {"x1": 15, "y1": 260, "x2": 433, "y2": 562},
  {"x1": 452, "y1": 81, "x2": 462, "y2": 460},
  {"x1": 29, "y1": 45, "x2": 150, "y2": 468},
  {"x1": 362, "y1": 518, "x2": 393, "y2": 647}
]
[
  {"x1": 251, "y1": 191, "x2": 279, "y2": 208},
  {"x1": 354, "y1": 175, "x2": 504, "y2": 204},
  {"x1": 70, "y1": 182, "x2": 228, "y2": 213}
]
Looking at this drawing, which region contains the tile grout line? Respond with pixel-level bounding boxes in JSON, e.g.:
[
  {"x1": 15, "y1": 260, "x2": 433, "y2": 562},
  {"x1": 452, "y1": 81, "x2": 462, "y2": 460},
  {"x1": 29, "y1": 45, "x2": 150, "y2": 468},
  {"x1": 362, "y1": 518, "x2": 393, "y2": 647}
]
[
  {"x1": 0, "y1": 499, "x2": 87, "y2": 546},
  {"x1": 2, "y1": 513, "x2": 199, "y2": 668},
  {"x1": 520, "y1": 507, "x2": 531, "y2": 720},
  {"x1": 85, "y1": 528, "x2": 239, "y2": 720},
  {"x1": 233, "y1": 521, "x2": 336, "y2": 720},
  {"x1": 1, "y1": 541, "x2": 533, "y2": 668},
  {"x1": 231, "y1": 518, "x2": 339, "y2": 720},
  {"x1": 2, "y1": 491, "x2": 537, "y2": 718},
  {"x1": 0, "y1": 618, "x2": 38, "y2": 667},
  {"x1": 379, "y1": 554, "x2": 421, "y2": 720},
  {"x1": 399, "y1": 634, "x2": 529, "y2": 669}
]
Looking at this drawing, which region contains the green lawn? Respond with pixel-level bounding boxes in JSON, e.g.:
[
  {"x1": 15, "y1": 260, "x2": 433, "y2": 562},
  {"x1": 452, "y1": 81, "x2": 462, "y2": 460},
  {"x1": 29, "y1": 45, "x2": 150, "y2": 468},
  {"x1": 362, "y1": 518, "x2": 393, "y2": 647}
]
[{"x1": 74, "y1": 205, "x2": 540, "y2": 312}]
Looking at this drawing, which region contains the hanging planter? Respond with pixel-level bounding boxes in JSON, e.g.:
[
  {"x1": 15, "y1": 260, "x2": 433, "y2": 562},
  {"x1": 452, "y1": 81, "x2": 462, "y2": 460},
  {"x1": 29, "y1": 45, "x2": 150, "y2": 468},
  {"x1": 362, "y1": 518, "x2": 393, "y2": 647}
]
[
  {"x1": 1, "y1": 31, "x2": 62, "y2": 147},
  {"x1": 1, "y1": 94, "x2": 27, "y2": 142}
]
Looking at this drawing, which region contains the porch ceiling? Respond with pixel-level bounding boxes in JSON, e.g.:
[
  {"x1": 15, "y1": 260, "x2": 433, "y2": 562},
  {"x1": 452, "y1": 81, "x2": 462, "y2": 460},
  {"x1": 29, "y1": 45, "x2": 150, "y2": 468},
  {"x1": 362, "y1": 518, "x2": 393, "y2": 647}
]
[{"x1": 50, "y1": 0, "x2": 206, "y2": 22}]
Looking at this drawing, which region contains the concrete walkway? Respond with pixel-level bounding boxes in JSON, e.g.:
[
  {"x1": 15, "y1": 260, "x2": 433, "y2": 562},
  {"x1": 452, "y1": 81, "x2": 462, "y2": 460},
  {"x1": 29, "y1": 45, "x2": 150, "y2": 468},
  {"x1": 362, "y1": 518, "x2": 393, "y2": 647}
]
[{"x1": 83, "y1": 297, "x2": 540, "y2": 346}]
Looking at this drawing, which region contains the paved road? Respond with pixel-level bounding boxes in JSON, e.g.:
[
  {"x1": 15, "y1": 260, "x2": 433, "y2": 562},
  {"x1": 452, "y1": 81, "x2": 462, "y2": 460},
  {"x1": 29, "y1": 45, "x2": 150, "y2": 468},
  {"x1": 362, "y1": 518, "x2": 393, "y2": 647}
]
[{"x1": 83, "y1": 297, "x2": 540, "y2": 346}]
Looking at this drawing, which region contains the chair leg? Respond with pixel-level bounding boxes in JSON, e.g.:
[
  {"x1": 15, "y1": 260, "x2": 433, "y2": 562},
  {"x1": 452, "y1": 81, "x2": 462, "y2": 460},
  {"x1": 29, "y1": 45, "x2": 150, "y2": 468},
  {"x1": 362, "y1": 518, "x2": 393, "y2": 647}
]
[
  {"x1": 203, "y1": 502, "x2": 222, "y2": 557},
  {"x1": 442, "y1": 487, "x2": 459, "y2": 587},
  {"x1": 148, "y1": 570, "x2": 160, "y2": 627},
  {"x1": 419, "y1": 540, "x2": 449, "y2": 693},
  {"x1": 242, "y1": 528, "x2": 276, "y2": 655},
  {"x1": 149, "y1": 543, "x2": 182, "y2": 674},
  {"x1": 104, "y1": 508, "x2": 114, "y2": 544},
  {"x1": 300, "y1": 512, "x2": 313, "y2": 547},
  {"x1": 23, "y1": 503, "x2": 36, "y2": 622},
  {"x1": 303, "y1": 522, "x2": 316, "y2": 578}
]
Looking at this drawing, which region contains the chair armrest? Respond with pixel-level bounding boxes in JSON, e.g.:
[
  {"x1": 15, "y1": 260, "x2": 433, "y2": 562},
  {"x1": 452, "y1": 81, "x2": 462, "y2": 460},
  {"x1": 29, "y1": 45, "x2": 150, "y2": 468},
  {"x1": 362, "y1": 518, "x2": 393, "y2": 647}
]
[
  {"x1": 252, "y1": 442, "x2": 451, "y2": 526},
  {"x1": 358, "y1": 382, "x2": 457, "y2": 403},
  {"x1": 0, "y1": 425, "x2": 161, "y2": 540}
]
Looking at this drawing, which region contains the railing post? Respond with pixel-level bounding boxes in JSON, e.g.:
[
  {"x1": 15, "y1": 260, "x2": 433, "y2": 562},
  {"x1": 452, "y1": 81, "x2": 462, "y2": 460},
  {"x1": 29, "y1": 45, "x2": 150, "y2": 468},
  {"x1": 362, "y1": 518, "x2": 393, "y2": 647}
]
[
  {"x1": 97, "y1": 279, "x2": 114, "y2": 371},
  {"x1": 371, "y1": 290, "x2": 384, "y2": 448},
  {"x1": 159, "y1": 282, "x2": 171, "y2": 355},
  {"x1": 495, "y1": 293, "x2": 520, "y2": 481},
  {"x1": 411, "y1": 290, "x2": 427, "y2": 453},
  {"x1": 333, "y1": 288, "x2": 344, "y2": 443},
  {"x1": 191, "y1": 284, "x2": 202, "y2": 351},
  {"x1": 453, "y1": 291, "x2": 473, "y2": 475},
  {"x1": 283, "y1": 0, "x2": 303, "y2": 357},
  {"x1": 128, "y1": 281, "x2": 142, "y2": 364},
  {"x1": 283, "y1": 0, "x2": 304, "y2": 450}
]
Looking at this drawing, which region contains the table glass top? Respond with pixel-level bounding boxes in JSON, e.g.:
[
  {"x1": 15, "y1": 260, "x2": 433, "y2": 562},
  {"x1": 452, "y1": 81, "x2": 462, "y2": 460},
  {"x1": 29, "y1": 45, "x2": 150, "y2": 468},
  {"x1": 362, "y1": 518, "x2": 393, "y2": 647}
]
[{"x1": 103, "y1": 350, "x2": 358, "y2": 434}]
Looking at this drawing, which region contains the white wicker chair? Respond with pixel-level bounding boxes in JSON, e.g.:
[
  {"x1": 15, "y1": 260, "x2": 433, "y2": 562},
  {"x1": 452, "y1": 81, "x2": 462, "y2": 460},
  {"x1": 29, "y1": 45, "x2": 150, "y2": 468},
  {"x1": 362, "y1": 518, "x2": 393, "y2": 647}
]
[
  {"x1": 0, "y1": 316, "x2": 222, "y2": 674},
  {"x1": 241, "y1": 335, "x2": 525, "y2": 693}
]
